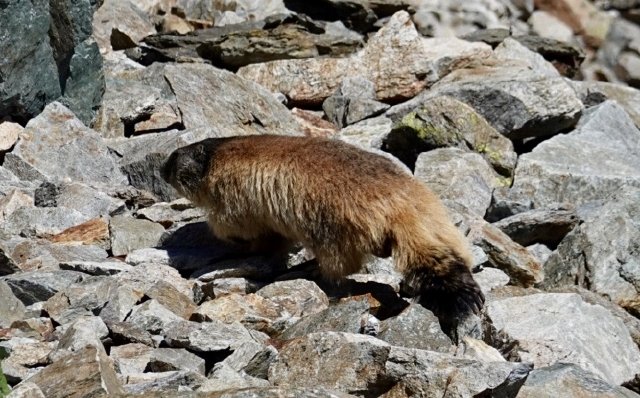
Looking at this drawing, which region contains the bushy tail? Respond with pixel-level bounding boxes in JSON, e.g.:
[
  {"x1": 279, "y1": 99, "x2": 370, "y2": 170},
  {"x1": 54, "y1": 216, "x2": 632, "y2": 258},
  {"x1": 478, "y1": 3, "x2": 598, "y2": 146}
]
[{"x1": 392, "y1": 196, "x2": 484, "y2": 318}]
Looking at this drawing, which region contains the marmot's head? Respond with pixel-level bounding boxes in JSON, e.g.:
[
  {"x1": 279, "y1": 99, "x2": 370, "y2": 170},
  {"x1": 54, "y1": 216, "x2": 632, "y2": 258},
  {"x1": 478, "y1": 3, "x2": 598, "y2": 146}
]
[{"x1": 161, "y1": 137, "x2": 233, "y2": 200}]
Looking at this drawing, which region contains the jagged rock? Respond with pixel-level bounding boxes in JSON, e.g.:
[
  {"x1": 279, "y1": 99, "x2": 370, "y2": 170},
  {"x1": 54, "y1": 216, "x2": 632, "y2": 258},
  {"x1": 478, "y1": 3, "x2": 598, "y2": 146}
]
[
  {"x1": 108, "y1": 322, "x2": 155, "y2": 347},
  {"x1": 144, "y1": 281, "x2": 196, "y2": 320},
  {"x1": 509, "y1": 101, "x2": 640, "y2": 208},
  {"x1": 467, "y1": 218, "x2": 543, "y2": 286},
  {"x1": 5, "y1": 382, "x2": 45, "y2": 398},
  {"x1": 486, "y1": 186, "x2": 535, "y2": 222},
  {"x1": 172, "y1": 0, "x2": 288, "y2": 26},
  {"x1": 22, "y1": 346, "x2": 124, "y2": 397},
  {"x1": 0, "y1": 280, "x2": 26, "y2": 328},
  {"x1": 191, "y1": 255, "x2": 279, "y2": 282},
  {"x1": 1, "y1": 206, "x2": 92, "y2": 238},
  {"x1": 414, "y1": 148, "x2": 501, "y2": 216},
  {"x1": 195, "y1": 387, "x2": 357, "y2": 397},
  {"x1": 1, "y1": 340, "x2": 55, "y2": 384},
  {"x1": 378, "y1": 304, "x2": 453, "y2": 352},
  {"x1": 542, "y1": 186, "x2": 640, "y2": 314},
  {"x1": 280, "y1": 298, "x2": 370, "y2": 340},
  {"x1": 93, "y1": 0, "x2": 156, "y2": 52},
  {"x1": 43, "y1": 277, "x2": 117, "y2": 325},
  {"x1": 270, "y1": 332, "x2": 531, "y2": 396},
  {"x1": 536, "y1": 0, "x2": 613, "y2": 47},
  {"x1": 55, "y1": 316, "x2": 109, "y2": 357},
  {"x1": 386, "y1": 95, "x2": 516, "y2": 176},
  {"x1": 59, "y1": 260, "x2": 132, "y2": 276},
  {"x1": 526, "y1": 244, "x2": 553, "y2": 266},
  {"x1": 110, "y1": 343, "x2": 153, "y2": 376},
  {"x1": 198, "y1": 363, "x2": 270, "y2": 393},
  {"x1": 2, "y1": 270, "x2": 86, "y2": 305},
  {"x1": 136, "y1": 199, "x2": 204, "y2": 226},
  {"x1": 2, "y1": 239, "x2": 108, "y2": 272},
  {"x1": 147, "y1": 348, "x2": 206, "y2": 375},
  {"x1": 517, "y1": 363, "x2": 640, "y2": 398},
  {"x1": 486, "y1": 293, "x2": 640, "y2": 385},
  {"x1": 50, "y1": 218, "x2": 111, "y2": 249},
  {"x1": 124, "y1": 246, "x2": 232, "y2": 276},
  {"x1": 494, "y1": 38, "x2": 561, "y2": 79},
  {"x1": 116, "y1": 263, "x2": 194, "y2": 300},
  {"x1": 221, "y1": 341, "x2": 277, "y2": 379},
  {"x1": 238, "y1": 11, "x2": 492, "y2": 106},
  {"x1": 53, "y1": 183, "x2": 125, "y2": 218},
  {"x1": 569, "y1": 80, "x2": 640, "y2": 128},
  {"x1": 109, "y1": 216, "x2": 165, "y2": 256},
  {"x1": 193, "y1": 293, "x2": 282, "y2": 334},
  {"x1": 3, "y1": 102, "x2": 126, "y2": 186},
  {"x1": 323, "y1": 76, "x2": 389, "y2": 128},
  {"x1": 256, "y1": 279, "x2": 329, "y2": 317},
  {"x1": 492, "y1": 206, "x2": 579, "y2": 247},
  {"x1": 0, "y1": 122, "x2": 21, "y2": 152},
  {"x1": 123, "y1": 370, "x2": 207, "y2": 393},
  {"x1": 0, "y1": 189, "x2": 32, "y2": 226},
  {"x1": 528, "y1": 11, "x2": 574, "y2": 42},
  {"x1": 0, "y1": 0, "x2": 103, "y2": 125},
  {"x1": 126, "y1": 300, "x2": 183, "y2": 334},
  {"x1": 162, "y1": 319, "x2": 254, "y2": 352},
  {"x1": 457, "y1": 337, "x2": 506, "y2": 363}
]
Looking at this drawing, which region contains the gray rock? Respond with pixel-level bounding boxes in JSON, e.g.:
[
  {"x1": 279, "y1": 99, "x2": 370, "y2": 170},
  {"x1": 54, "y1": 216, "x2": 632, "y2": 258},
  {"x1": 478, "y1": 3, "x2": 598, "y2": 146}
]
[
  {"x1": 526, "y1": 244, "x2": 553, "y2": 266},
  {"x1": 417, "y1": 60, "x2": 583, "y2": 140},
  {"x1": 2, "y1": 206, "x2": 91, "y2": 237},
  {"x1": 1, "y1": 340, "x2": 55, "y2": 384},
  {"x1": 221, "y1": 341, "x2": 277, "y2": 379},
  {"x1": 23, "y1": 346, "x2": 124, "y2": 397},
  {"x1": 238, "y1": 12, "x2": 491, "y2": 106},
  {"x1": 108, "y1": 322, "x2": 155, "y2": 347},
  {"x1": 323, "y1": 76, "x2": 389, "y2": 128},
  {"x1": 5, "y1": 382, "x2": 46, "y2": 398},
  {"x1": 414, "y1": 148, "x2": 501, "y2": 216},
  {"x1": 147, "y1": 348, "x2": 206, "y2": 375},
  {"x1": 517, "y1": 363, "x2": 640, "y2": 398},
  {"x1": 2, "y1": 239, "x2": 108, "y2": 272},
  {"x1": 542, "y1": 186, "x2": 640, "y2": 313},
  {"x1": 509, "y1": 101, "x2": 640, "y2": 208},
  {"x1": 143, "y1": 281, "x2": 197, "y2": 320},
  {"x1": 110, "y1": 343, "x2": 153, "y2": 376},
  {"x1": 55, "y1": 183, "x2": 125, "y2": 218},
  {"x1": 378, "y1": 304, "x2": 453, "y2": 352},
  {"x1": 198, "y1": 363, "x2": 270, "y2": 393},
  {"x1": 494, "y1": 38, "x2": 560, "y2": 78},
  {"x1": 468, "y1": 218, "x2": 543, "y2": 286},
  {"x1": 280, "y1": 298, "x2": 370, "y2": 340},
  {"x1": 59, "y1": 260, "x2": 132, "y2": 276},
  {"x1": 98, "y1": 284, "x2": 143, "y2": 324},
  {"x1": 486, "y1": 293, "x2": 640, "y2": 385},
  {"x1": 191, "y1": 255, "x2": 279, "y2": 281},
  {"x1": 55, "y1": 316, "x2": 109, "y2": 356},
  {"x1": 124, "y1": 246, "x2": 233, "y2": 275},
  {"x1": 256, "y1": 279, "x2": 329, "y2": 317},
  {"x1": 492, "y1": 206, "x2": 579, "y2": 247},
  {"x1": 116, "y1": 262, "x2": 194, "y2": 301},
  {"x1": 136, "y1": 199, "x2": 204, "y2": 226},
  {"x1": 0, "y1": 279, "x2": 26, "y2": 328},
  {"x1": 386, "y1": 96, "x2": 516, "y2": 176},
  {"x1": 3, "y1": 102, "x2": 126, "y2": 186},
  {"x1": 197, "y1": 387, "x2": 357, "y2": 397},
  {"x1": 126, "y1": 300, "x2": 183, "y2": 334},
  {"x1": 486, "y1": 186, "x2": 535, "y2": 222},
  {"x1": 93, "y1": 0, "x2": 156, "y2": 52},
  {"x1": 162, "y1": 319, "x2": 253, "y2": 352},
  {"x1": 3, "y1": 270, "x2": 85, "y2": 305},
  {"x1": 202, "y1": 277, "x2": 257, "y2": 298},
  {"x1": 569, "y1": 80, "x2": 640, "y2": 128},
  {"x1": 0, "y1": 121, "x2": 22, "y2": 152},
  {"x1": 192, "y1": 293, "x2": 282, "y2": 334},
  {"x1": 109, "y1": 216, "x2": 165, "y2": 256},
  {"x1": 122, "y1": 370, "x2": 207, "y2": 394}
]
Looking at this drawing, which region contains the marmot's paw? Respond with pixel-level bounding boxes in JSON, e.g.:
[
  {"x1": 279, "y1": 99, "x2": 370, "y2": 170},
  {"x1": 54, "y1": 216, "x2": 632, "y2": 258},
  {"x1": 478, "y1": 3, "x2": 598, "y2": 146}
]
[{"x1": 403, "y1": 262, "x2": 485, "y2": 318}]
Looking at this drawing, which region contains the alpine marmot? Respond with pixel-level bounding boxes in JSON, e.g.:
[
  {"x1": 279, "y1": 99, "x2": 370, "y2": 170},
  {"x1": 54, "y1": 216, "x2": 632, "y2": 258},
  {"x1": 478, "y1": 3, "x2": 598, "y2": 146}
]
[{"x1": 161, "y1": 135, "x2": 484, "y2": 316}]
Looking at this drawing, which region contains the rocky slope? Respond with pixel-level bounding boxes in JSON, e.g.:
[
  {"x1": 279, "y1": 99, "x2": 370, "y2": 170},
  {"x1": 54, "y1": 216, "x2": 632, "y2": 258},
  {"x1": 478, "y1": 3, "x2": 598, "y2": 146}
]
[{"x1": 1, "y1": 0, "x2": 640, "y2": 397}]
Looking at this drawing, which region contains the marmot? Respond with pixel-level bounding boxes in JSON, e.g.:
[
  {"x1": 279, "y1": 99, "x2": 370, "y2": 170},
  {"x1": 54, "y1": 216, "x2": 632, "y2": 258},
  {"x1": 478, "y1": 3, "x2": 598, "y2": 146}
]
[{"x1": 161, "y1": 135, "x2": 484, "y2": 317}]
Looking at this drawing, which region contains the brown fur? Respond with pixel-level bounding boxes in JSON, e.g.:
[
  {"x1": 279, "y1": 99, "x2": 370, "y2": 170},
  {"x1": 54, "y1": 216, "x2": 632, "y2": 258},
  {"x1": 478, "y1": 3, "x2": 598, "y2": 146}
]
[{"x1": 161, "y1": 135, "x2": 484, "y2": 316}]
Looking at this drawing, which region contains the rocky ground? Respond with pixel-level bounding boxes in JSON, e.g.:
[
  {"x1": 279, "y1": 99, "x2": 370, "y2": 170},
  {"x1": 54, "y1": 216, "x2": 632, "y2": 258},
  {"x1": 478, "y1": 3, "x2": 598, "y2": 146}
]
[{"x1": 1, "y1": 0, "x2": 640, "y2": 397}]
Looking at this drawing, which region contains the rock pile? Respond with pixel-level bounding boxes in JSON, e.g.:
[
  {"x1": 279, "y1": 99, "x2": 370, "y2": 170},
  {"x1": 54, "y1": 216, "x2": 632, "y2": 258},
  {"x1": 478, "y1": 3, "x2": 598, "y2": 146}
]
[{"x1": 1, "y1": 0, "x2": 640, "y2": 397}]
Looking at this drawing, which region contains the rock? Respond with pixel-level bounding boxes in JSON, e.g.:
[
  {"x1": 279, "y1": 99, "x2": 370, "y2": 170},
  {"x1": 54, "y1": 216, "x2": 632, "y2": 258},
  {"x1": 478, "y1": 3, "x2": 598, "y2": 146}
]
[
  {"x1": 191, "y1": 255, "x2": 279, "y2": 282},
  {"x1": 144, "y1": 281, "x2": 197, "y2": 320},
  {"x1": 3, "y1": 102, "x2": 126, "y2": 186},
  {"x1": 291, "y1": 108, "x2": 338, "y2": 138},
  {"x1": 221, "y1": 341, "x2": 277, "y2": 379},
  {"x1": 528, "y1": 11, "x2": 575, "y2": 42},
  {"x1": 486, "y1": 293, "x2": 640, "y2": 385},
  {"x1": 136, "y1": 200, "x2": 204, "y2": 226},
  {"x1": 468, "y1": 219, "x2": 543, "y2": 286},
  {"x1": 535, "y1": 0, "x2": 613, "y2": 47},
  {"x1": 110, "y1": 343, "x2": 153, "y2": 376},
  {"x1": 5, "y1": 382, "x2": 46, "y2": 398},
  {"x1": 377, "y1": 304, "x2": 453, "y2": 352},
  {"x1": 570, "y1": 79, "x2": 640, "y2": 129},
  {"x1": 280, "y1": 297, "x2": 370, "y2": 340},
  {"x1": 23, "y1": 346, "x2": 124, "y2": 397},
  {"x1": 198, "y1": 363, "x2": 270, "y2": 393},
  {"x1": 53, "y1": 183, "x2": 125, "y2": 218},
  {"x1": 50, "y1": 218, "x2": 111, "y2": 249},
  {"x1": 414, "y1": 148, "x2": 501, "y2": 216},
  {"x1": 95, "y1": 282, "x2": 141, "y2": 325},
  {"x1": 1, "y1": 340, "x2": 55, "y2": 384},
  {"x1": 386, "y1": 96, "x2": 516, "y2": 176},
  {"x1": 156, "y1": 16, "x2": 364, "y2": 69},
  {"x1": 59, "y1": 259, "x2": 131, "y2": 276},
  {"x1": 55, "y1": 316, "x2": 109, "y2": 356},
  {"x1": 193, "y1": 293, "x2": 282, "y2": 334},
  {"x1": 494, "y1": 38, "x2": 560, "y2": 78},
  {"x1": 527, "y1": 244, "x2": 553, "y2": 266},
  {"x1": 517, "y1": 363, "x2": 640, "y2": 398},
  {"x1": 202, "y1": 277, "x2": 257, "y2": 298},
  {"x1": 123, "y1": 370, "x2": 207, "y2": 393},
  {"x1": 509, "y1": 101, "x2": 640, "y2": 208},
  {"x1": 92, "y1": 0, "x2": 156, "y2": 52},
  {"x1": 238, "y1": 11, "x2": 492, "y2": 106},
  {"x1": 2, "y1": 239, "x2": 108, "y2": 272},
  {"x1": 116, "y1": 263, "x2": 194, "y2": 300},
  {"x1": 124, "y1": 246, "x2": 232, "y2": 276},
  {"x1": 323, "y1": 76, "x2": 389, "y2": 128},
  {"x1": 0, "y1": 0, "x2": 103, "y2": 125},
  {"x1": 0, "y1": 122, "x2": 21, "y2": 152},
  {"x1": 109, "y1": 216, "x2": 165, "y2": 256},
  {"x1": 2, "y1": 206, "x2": 92, "y2": 237},
  {"x1": 196, "y1": 387, "x2": 357, "y2": 397},
  {"x1": 492, "y1": 206, "x2": 579, "y2": 247},
  {"x1": 0, "y1": 280, "x2": 26, "y2": 328},
  {"x1": 2, "y1": 270, "x2": 85, "y2": 305},
  {"x1": 108, "y1": 322, "x2": 155, "y2": 347},
  {"x1": 256, "y1": 279, "x2": 329, "y2": 317},
  {"x1": 162, "y1": 319, "x2": 254, "y2": 352},
  {"x1": 0, "y1": 189, "x2": 32, "y2": 226},
  {"x1": 457, "y1": 336, "x2": 506, "y2": 363},
  {"x1": 126, "y1": 300, "x2": 184, "y2": 334},
  {"x1": 542, "y1": 186, "x2": 640, "y2": 313},
  {"x1": 147, "y1": 348, "x2": 206, "y2": 375},
  {"x1": 163, "y1": 63, "x2": 301, "y2": 134},
  {"x1": 399, "y1": 59, "x2": 584, "y2": 140}
]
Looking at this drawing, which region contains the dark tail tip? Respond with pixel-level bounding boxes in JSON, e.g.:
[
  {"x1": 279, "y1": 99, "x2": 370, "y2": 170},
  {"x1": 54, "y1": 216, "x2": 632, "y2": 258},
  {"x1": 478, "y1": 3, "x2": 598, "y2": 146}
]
[{"x1": 402, "y1": 260, "x2": 485, "y2": 319}]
